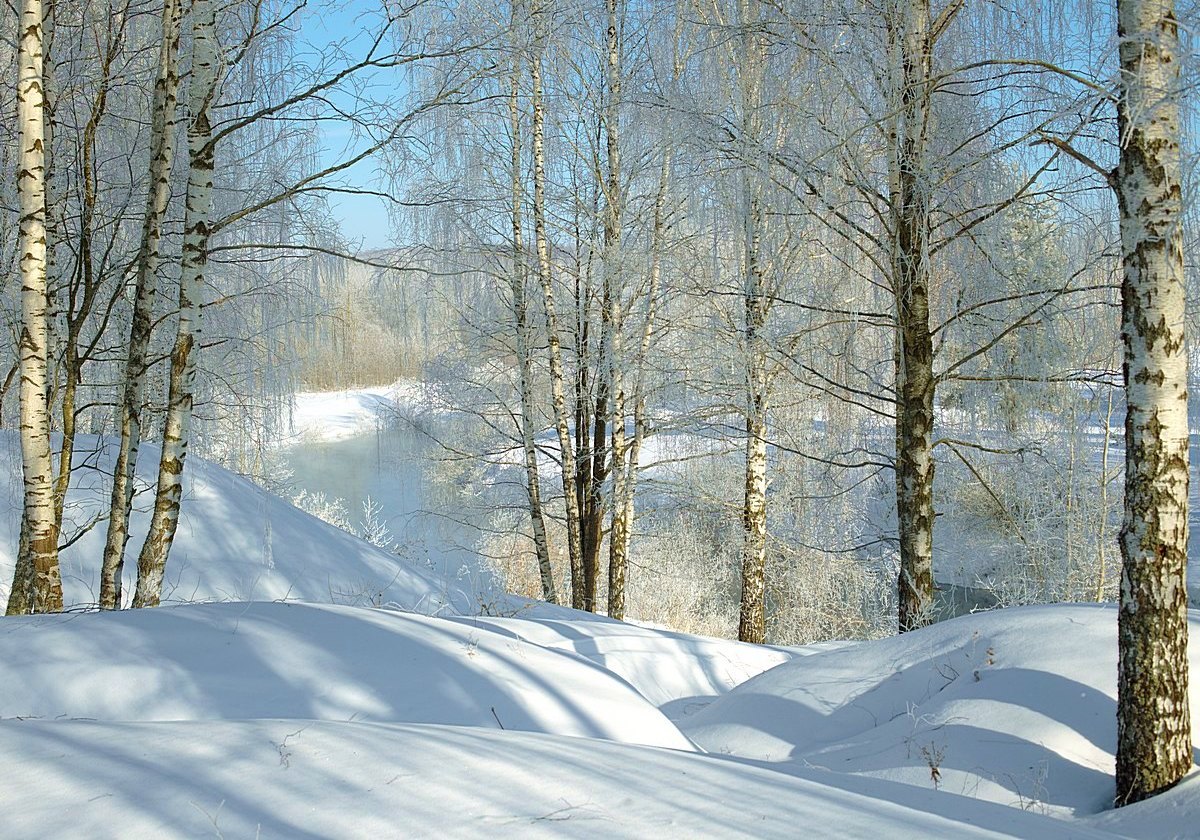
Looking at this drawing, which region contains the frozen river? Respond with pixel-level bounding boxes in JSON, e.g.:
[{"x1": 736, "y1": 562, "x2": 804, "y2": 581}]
[{"x1": 282, "y1": 403, "x2": 497, "y2": 594}]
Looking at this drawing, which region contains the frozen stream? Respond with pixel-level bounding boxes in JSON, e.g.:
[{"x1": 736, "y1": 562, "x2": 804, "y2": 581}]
[{"x1": 282, "y1": 406, "x2": 497, "y2": 595}]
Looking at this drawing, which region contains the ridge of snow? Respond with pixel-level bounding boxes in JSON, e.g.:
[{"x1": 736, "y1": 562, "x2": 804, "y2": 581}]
[
  {"x1": 682, "y1": 603, "x2": 1200, "y2": 820},
  {"x1": 0, "y1": 601, "x2": 692, "y2": 750},
  {"x1": 0, "y1": 719, "x2": 1122, "y2": 839}
]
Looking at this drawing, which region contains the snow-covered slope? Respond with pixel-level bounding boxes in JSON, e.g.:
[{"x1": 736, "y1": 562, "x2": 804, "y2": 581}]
[
  {"x1": 682, "y1": 603, "x2": 1200, "y2": 820},
  {"x1": 0, "y1": 719, "x2": 1120, "y2": 839},
  {"x1": 0, "y1": 601, "x2": 691, "y2": 749},
  {"x1": 0, "y1": 433, "x2": 477, "y2": 613},
  {"x1": 6, "y1": 388, "x2": 1200, "y2": 838},
  {"x1": 447, "y1": 614, "x2": 797, "y2": 720}
]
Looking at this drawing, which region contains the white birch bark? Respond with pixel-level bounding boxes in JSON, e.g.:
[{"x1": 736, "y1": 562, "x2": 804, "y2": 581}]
[
  {"x1": 890, "y1": 0, "x2": 937, "y2": 633},
  {"x1": 602, "y1": 0, "x2": 628, "y2": 620},
  {"x1": 509, "y1": 8, "x2": 557, "y2": 604},
  {"x1": 133, "y1": 0, "x2": 219, "y2": 608},
  {"x1": 1113, "y1": 0, "x2": 1192, "y2": 805},
  {"x1": 530, "y1": 11, "x2": 585, "y2": 608},
  {"x1": 100, "y1": 0, "x2": 184, "y2": 609},
  {"x1": 740, "y1": 192, "x2": 769, "y2": 644},
  {"x1": 8, "y1": 0, "x2": 62, "y2": 615},
  {"x1": 611, "y1": 144, "x2": 672, "y2": 622},
  {"x1": 737, "y1": 0, "x2": 769, "y2": 644}
]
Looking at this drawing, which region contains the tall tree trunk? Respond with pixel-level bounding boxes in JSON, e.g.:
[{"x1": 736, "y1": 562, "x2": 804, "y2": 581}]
[
  {"x1": 572, "y1": 160, "x2": 598, "y2": 607},
  {"x1": 133, "y1": 0, "x2": 218, "y2": 608},
  {"x1": 739, "y1": 194, "x2": 769, "y2": 644},
  {"x1": 42, "y1": 1, "x2": 60, "y2": 432},
  {"x1": 530, "y1": 14, "x2": 585, "y2": 608},
  {"x1": 610, "y1": 145, "x2": 671, "y2": 622},
  {"x1": 1113, "y1": 0, "x2": 1192, "y2": 806},
  {"x1": 508, "y1": 9, "x2": 557, "y2": 604},
  {"x1": 100, "y1": 0, "x2": 183, "y2": 609},
  {"x1": 602, "y1": 0, "x2": 627, "y2": 619},
  {"x1": 891, "y1": 0, "x2": 936, "y2": 633},
  {"x1": 54, "y1": 8, "x2": 123, "y2": 544},
  {"x1": 583, "y1": 318, "x2": 608, "y2": 611},
  {"x1": 9, "y1": 0, "x2": 62, "y2": 615},
  {"x1": 736, "y1": 0, "x2": 769, "y2": 644},
  {"x1": 45, "y1": 5, "x2": 68, "y2": 535}
]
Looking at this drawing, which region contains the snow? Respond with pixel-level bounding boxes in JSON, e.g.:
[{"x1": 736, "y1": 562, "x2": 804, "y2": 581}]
[
  {"x1": 285, "y1": 381, "x2": 451, "y2": 444},
  {"x1": 0, "y1": 433, "x2": 479, "y2": 614},
  {"x1": 4, "y1": 386, "x2": 1199, "y2": 837},
  {"x1": 286, "y1": 385, "x2": 399, "y2": 443},
  {"x1": 446, "y1": 614, "x2": 798, "y2": 720},
  {"x1": 0, "y1": 719, "x2": 1119, "y2": 839},
  {"x1": 0, "y1": 601, "x2": 691, "y2": 749},
  {"x1": 681, "y1": 603, "x2": 1200, "y2": 821}
]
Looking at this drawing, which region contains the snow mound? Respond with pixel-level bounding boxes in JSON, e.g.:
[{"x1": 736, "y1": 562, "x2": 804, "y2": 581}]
[
  {"x1": 448, "y1": 614, "x2": 796, "y2": 719},
  {"x1": 0, "y1": 601, "x2": 691, "y2": 749},
  {"x1": 0, "y1": 433, "x2": 477, "y2": 613},
  {"x1": 682, "y1": 603, "x2": 1200, "y2": 818},
  {"x1": 0, "y1": 719, "x2": 1120, "y2": 839}
]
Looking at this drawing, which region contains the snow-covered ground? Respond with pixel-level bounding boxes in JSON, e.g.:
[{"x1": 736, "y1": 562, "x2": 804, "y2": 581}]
[
  {"x1": 285, "y1": 381, "x2": 451, "y2": 444},
  {"x1": 682, "y1": 604, "x2": 1198, "y2": 823},
  {"x1": 0, "y1": 432, "x2": 478, "y2": 613},
  {"x1": 2, "y1": 387, "x2": 1199, "y2": 837},
  {"x1": 287, "y1": 385, "x2": 399, "y2": 442}
]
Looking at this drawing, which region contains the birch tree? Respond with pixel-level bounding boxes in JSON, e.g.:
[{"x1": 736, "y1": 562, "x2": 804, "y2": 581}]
[
  {"x1": 99, "y1": 0, "x2": 183, "y2": 610},
  {"x1": 508, "y1": 0, "x2": 557, "y2": 603},
  {"x1": 608, "y1": 130, "x2": 672, "y2": 620},
  {"x1": 601, "y1": 0, "x2": 629, "y2": 619},
  {"x1": 1113, "y1": 0, "x2": 1192, "y2": 806},
  {"x1": 8, "y1": 0, "x2": 63, "y2": 615},
  {"x1": 889, "y1": 0, "x2": 941, "y2": 632},
  {"x1": 529, "y1": 1, "x2": 587, "y2": 607},
  {"x1": 132, "y1": 0, "x2": 221, "y2": 607},
  {"x1": 736, "y1": 0, "x2": 772, "y2": 644}
]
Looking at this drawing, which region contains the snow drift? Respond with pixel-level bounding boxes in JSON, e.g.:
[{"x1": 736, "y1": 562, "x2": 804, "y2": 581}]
[
  {"x1": 682, "y1": 603, "x2": 1200, "y2": 820},
  {"x1": 0, "y1": 433, "x2": 477, "y2": 613}
]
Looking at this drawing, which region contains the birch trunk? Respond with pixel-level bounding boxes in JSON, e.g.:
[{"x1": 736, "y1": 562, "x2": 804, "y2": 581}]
[
  {"x1": 740, "y1": 196, "x2": 769, "y2": 644},
  {"x1": 133, "y1": 0, "x2": 218, "y2": 608},
  {"x1": 610, "y1": 145, "x2": 671, "y2": 622},
  {"x1": 530, "y1": 18, "x2": 585, "y2": 608},
  {"x1": 100, "y1": 0, "x2": 183, "y2": 609},
  {"x1": 607, "y1": 385, "x2": 628, "y2": 619},
  {"x1": 508, "y1": 15, "x2": 557, "y2": 604},
  {"x1": 48, "y1": 18, "x2": 69, "y2": 534},
  {"x1": 572, "y1": 177, "x2": 598, "y2": 602},
  {"x1": 1113, "y1": 0, "x2": 1192, "y2": 805},
  {"x1": 9, "y1": 0, "x2": 62, "y2": 615},
  {"x1": 584, "y1": 313, "x2": 609, "y2": 610},
  {"x1": 737, "y1": 0, "x2": 769, "y2": 644},
  {"x1": 891, "y1": 0, "x2": 936, "y2": 633},
  {"x1": 601, "y1": 0, "x2": 626, "y2": 618},
  {"x1": 54, "y1": 9, "x2": 123, "y2": 544}
]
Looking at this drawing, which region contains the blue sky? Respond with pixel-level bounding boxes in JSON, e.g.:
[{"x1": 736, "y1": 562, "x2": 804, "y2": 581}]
[{"x1": 297, "y1": 1, "x2": 398, "y2": 250}]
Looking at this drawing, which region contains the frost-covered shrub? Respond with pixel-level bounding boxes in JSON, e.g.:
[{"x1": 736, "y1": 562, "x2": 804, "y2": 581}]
[
  {"x1": 622, "y1": 512, "x2": 741, "y2": 638},
  {"x1": 291, "y1": 489, "x2": 352, "y2": 532},
  {"x1": 943, "y1": 445, "x2": 1119, "y2": 606},
  {"x1": 477, "y1": 508, "x2": 569, "y2": 604},
  {"x1": 358, "y1": 496, "x2": 397, "y2": 550},
  {"x1": 767, "y1": 545, "x2": 895, "y2": 645}
]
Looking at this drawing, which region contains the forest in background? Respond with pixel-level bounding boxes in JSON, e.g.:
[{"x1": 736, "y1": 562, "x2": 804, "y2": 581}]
[{"x1": 0, "y1": 0, "x2": 1193, "y2": 635}]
